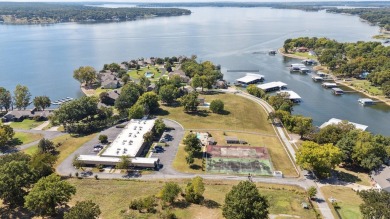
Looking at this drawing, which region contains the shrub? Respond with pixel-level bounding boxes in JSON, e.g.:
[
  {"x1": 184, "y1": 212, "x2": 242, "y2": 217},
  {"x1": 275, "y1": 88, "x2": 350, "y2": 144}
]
[
  {"x1": 209, "y1": 99, "x2": 224, "y2": 114},
  {"x1": 99, "y1": 134, "x2": 108, "y2": 144}
]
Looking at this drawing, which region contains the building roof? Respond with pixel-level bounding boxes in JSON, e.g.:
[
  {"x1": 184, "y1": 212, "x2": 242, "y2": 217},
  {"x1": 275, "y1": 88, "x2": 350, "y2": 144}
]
[
  {"x1": 319, "y1": 118, "x2": 368, "y2": 131},
  {"x1": 101, "y1": 119, "x2": 155, "y2": 158},
  {"x1": 277, "y1": 90, "x2": 301, "y2": 100},
  {"x1": 236, "y1": 73, "x2": 264, "y2": 84},
  {"x1": 4, "y1": 110, "x2": 52, "y2": 119},
  {"x1": 257, "y1": 81, "x2": 287, "y2": 91},
  {"x1": 372, "y1": 166, "x2": 390, "y2": 192},
  {"x1": 290, "y1": 63, "x2": 306, "y2": 68},
  {"x1": 78, "y1": 155, "x2": 159, "y2": 165},
  {"x1": 332, "y1": 88, "x2": 344, "y2": 92},
  {"x1": 225, "y1": 136, "x2": 239, "y2": 141},
  {"x1": 107, "y1": 89, "x2": 121, "y2": 100},
  {"x1": 322, "y1": 82, "x2": 338, "y2": 87}
]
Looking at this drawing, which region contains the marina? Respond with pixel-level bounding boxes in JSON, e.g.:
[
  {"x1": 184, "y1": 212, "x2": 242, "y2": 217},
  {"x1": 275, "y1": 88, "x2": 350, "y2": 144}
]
[
  {"x1": 236, "y1": 73, "x2": 265, "y2": 86},
  {"x1": 322, "y1": 82, "x2": 338, "y2": 88},
  {"x1": 257, "y1": 81, "x2": 287, "y2": 92},
  {"x1": 277, "y1": 90, "x2": 302, "y2": 103},
  {"x1": 320, "y1": 118, "x2": 368, "y2": 131},
  {"x1": 51, "y1": 97, "x2": 74, "y2": 105},
  {"x1": 358, "y1": 98, "x2": 376, "y2": 106}
]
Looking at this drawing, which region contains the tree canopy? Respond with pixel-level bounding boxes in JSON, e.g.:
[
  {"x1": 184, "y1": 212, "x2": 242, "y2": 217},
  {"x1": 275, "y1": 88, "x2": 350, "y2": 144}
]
[
  {"x1": 183, "y1": 132, "x2": 201, "y2": 153},
  {"x1": 180, "y1": 92, "x2": 199, "y2": 112},
  {"x1": 13, "y1": 84, "x2": 31, "y2": 110},
  {"x1": 0, "y1": 87, "x2": 12, "y2": 111},
  {"x1": 185, "y1": 176, "x2": 205, "y2": 204},
  {"x1": 73, "y1": 66, "x2": 97, "y2": 87},
  {"x1": 358, "y1": 189, "x2": 390, "y2": 219},
  {"x1": 222, "y1": 181, "x2": 269, "y2": 219},
  {"x1": 64, "y1": 200, "x2": 101, "y2": 219},
  {"x1": 209, "y1": 99, "x2": 224, "y2": 114},
  {"x1": 160, "y1": 182, "x2": 181, "y2": 204},
  {"x1": 33, "y1": 96, "x2": 51, "y2": 111}
]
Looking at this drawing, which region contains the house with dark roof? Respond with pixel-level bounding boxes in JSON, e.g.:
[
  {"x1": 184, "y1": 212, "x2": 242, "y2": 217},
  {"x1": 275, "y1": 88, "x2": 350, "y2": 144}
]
[
  {"x1": 214, "y1": 80, "x2": 228, "y2": 89},
  {"x1": 296, "y1": 47, "x2": 309, "y2": 52},
  {"x1": 168, "y1": 70, "x2": 190, "y2": 83},
  {"x1": 100, "y1": 72, "x2": 121, "y2": 89},
  {"x1": 2, "y1": 109, "x2": 53, "y2": 122}
]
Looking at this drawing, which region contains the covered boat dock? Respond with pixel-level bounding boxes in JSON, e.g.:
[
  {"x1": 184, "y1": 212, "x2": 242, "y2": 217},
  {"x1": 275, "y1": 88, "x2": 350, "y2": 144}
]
[{"x1": 257, "y1": 81, "x2": 287, "y2": 92}]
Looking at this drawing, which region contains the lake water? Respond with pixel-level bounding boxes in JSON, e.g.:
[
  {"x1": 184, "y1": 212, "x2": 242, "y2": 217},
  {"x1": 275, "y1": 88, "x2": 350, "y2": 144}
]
[{"x1": 0, "y1": 7, "x2": 389, "y2": 135}]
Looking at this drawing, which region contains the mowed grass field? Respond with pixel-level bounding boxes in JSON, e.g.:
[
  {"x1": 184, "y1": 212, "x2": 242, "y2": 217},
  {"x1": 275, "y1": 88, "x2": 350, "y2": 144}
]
[
  {"x1": 160, "y1": 92, "x2": 274, "y2": 134},
  {"x1": 23, "y1": 133, "x2": 96, "y2": 167},
  {"x1": 9, "y1": 119, "x2": 45, "y2": 130},
  {"x1": 68, "y1": 178, "x2": 316, "y2": 219},
  {"x1": 321, "y1": 186, "x2": 363, "y2": 219},
  {"x1": 13, "y1": 132, "x2": 42, "y2": 145}
]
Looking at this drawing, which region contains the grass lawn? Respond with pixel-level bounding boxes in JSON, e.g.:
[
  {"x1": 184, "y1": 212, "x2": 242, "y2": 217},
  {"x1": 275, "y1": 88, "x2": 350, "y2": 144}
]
[
  {"x1": 160, "y1": 92, "x2": 274, "y2": 134},
  {"x1": 128, "y1": 66, "x2": 163, "y2": 80},
  {"x1": 321, "y1": 186, "x2": 363, "y2": 219},
  {"x1": 22, "y1": 133, "x2": 96, "y2": 167},
  {"x1": 334, "y1": 167, "x2": 371, "y2": 186},
  {"x1": 347, "y1": 80, "x2": 383, "y2": 96},
  {"x1": 67, "y1": 178, "x2": 316, "y2": 219},
  {"x1": 9, "y1": 119, "x2": 45, "y2": 130},
  {"x1": 292, "y1": 52, "x2": 316, "y2": 59},
  {"x1": 94, "y1": 87, "x2": 114, "y2": 96},
  {"x1": 13, "y1": 132, "x2": 42, "y2": 145}
]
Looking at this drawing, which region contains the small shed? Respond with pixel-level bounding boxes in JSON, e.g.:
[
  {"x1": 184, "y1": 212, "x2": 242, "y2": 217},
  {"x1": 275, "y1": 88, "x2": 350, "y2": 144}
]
[{"x1": 225, "y1": 136, "x2": 240, "y2": 144}]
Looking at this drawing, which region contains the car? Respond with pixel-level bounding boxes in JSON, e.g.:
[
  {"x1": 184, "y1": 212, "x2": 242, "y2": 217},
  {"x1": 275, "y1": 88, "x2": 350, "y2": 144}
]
[
  {"x1": 159, "y1": 139, "x2": 166, "y2": 143},
  {"x1": 93, "y1": 148, "x2": 102, "y2": 152},
  {"x1": 153, "y1": 147, "x2": 164, "y2": 153},
  {"x1": 94, "y1": 145, "x2": 103, "y2": 149},
  {"x1": 154, "y1": 145, "x2": 164, "y2": 150}
]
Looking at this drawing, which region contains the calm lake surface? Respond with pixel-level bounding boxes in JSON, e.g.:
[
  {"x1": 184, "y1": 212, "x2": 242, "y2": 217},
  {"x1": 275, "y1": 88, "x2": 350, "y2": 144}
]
[{"x1": 1, "y1": 7, "x2": 389, "y2": 135}]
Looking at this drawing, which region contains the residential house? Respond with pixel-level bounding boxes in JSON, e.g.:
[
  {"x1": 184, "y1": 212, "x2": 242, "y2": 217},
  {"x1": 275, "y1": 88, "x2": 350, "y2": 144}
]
[
  {"x1": 214, "y1": 80, "x2": 228, "y2": 89},
  {"x1": 2, "y1": 109, "x2": 52, "y2": 122},
  {"x1": 168, "y1": 70, "x2": 190, "y2": 83},
  {"x1": 296, "y1": 47, "x2": 309, "y2": 53},
  {"x1": 100, "y1": 72, "x2": 121, "y2": 89}
]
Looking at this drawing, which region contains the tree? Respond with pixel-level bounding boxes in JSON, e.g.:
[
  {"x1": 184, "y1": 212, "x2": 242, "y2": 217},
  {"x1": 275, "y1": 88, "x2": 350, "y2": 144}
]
[
  {"x1": 185, "y1": 176, "x2": 205, "y2": 204},
  {"x1": 129, "y1": 196, "x2": 157, "y2": 213},
  {"x1": 33, "y1": 96, "x2": 51, "y2": 111},
  {"x1": 159, "y1": 84, "x2": 178, "y2": 105},
  {"x1": 0, "y1": 124, "x2": 15, "y2": 149},
  {"x1": 0, "y1": 87, "x2": 12, "y2": 111},
  {"x1": 64, "y1": 200, "x2": 101, "y2": 219},
  {"x1": 358, "y1": 189, "x2": 390, "y2": 219},
  {"x1": 292, "y1": 115, "x2": 313, "y2": 139},
  {"x1": 267, "y1": 94, "x2": 293, "y2": 113},
  {"x1": 128, "y1": 103, "x2": 145, "y2": 120},
  {"x1": 139, "y1": 75, "x2": 151, "y2": 89},
  {"x1": 382, "y1": 81, "x2": 390, "y2": 97},
  {"x1": 185, "y1": 151, "x2": 195, "y2": 166},
  {"x1": 0, "y1": 160, "x2": 34, "y2": 206},
  {"x1": 115, "y1": 82, "x2": 143, "y2": 115},
  {"x1": 29, "y1": 152, "x2": 58, "y2": 180},
  {"x1": 160, "y1": 182, "x2": 181, "y2": 204},
  {"x1": 143, "y1": 131, "x2": 153, "y2": 143},
  {"x1": 116, "y1": 155, "x2": 132, "y2": 170},
  {"x1": 352, "y1": 131, "x2": 387, "y2": 170},
  {"x1": 13, "y1": 84, "x2": 31, "y2": 110},
  {"x1": 153, "y1": 118, "x2": 166, "y2": 136},
  {"x1": 37, "y1": 138, "x2": 57, "y2": 155},
  {"x1": 137, "y1": 92, "x2": 159, "y2": 113},
  {"x1": 209, "y1": 99, "x2": 224, "y2": 114},
  {"x1": 24, "y1": 174, "x2": 76, "y2": 216},
  {"x1": 99, "y1": 91, "x2": 113, "y2": 105},
  {"x1": 99, "y1": 134, "x2": 108, "y2": 143},
  {"x1": 122, "y1": 74, "x2": 130, "y2": 84},
  {"x1": 180, "y1": 92, "x2": 199, "y2": 112},
  {"x1": 296, "y1": 141, "x2": 343, "y2": 178},
  {"x1": 106, "y1": 62, "x2": 120, "y2": 72},
  {"x1": 247, "y1": 84, "x2": 265, "y2": 98},
  {"x1": 183, "y1": 133, "x2": 201, "y2": 153},
  {"x1": 72, "y1": 154, "x2": 84, "y2": 169},
  {"x1": 222, "y1": 181, "x2": 269, "y2": 219},
  {"x1": 307, "y1": 186, "x2": 317, "y2": 200},
  {"x1": 73, "y1": 66, "x2": 97, "y2": 87},
  {"x1": 191, "y1": 74, "x2": 202, "y2": 88}
]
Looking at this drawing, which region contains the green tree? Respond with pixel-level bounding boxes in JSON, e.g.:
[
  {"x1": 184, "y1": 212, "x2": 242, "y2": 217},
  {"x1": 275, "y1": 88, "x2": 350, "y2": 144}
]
[
  {"x1": 159, "y1": 84, "x2": 178, "y2": 105},
  {"x1": 160, "y1": 182, "x2": 181, "y2": 204},
  {"x1": 268, "y1": 94, "x2": 293, "y2": 113},
  {"x1": 247, "y1": 84, "x2": 265, "y2": 98},
  {"x1": 382, "y1": 81, "x2": 390, "y2": 97},
  {"x1": 115, "y1": 82, "x2": 144, "y2": 115},
  {"x1": 128, "y1": 103, "x2": 145, "y2": 120},
  {"x1": 122, "y1": 74, "x2": 130, "y2": 84},
  {"x1": 143, "y1": 131, "x2": 153, "y2": 143},
  {"x1": 13, "y1": 84, "x2": 31, "y2": 110},
  {"x1": 0, "y1": 124, "x2": 15, "y2": 149},
  {"x1": 352, "y1": 131, "x2": 387, "y2": 170},
  {"x1": 153, "y1": 118, "x2": 166, "y2": 136},
  {"x1": 64, "y1": 200, "x2": 101, "y2": 219},
  {"x1": 180, "y1": 92, "x2": 199, "y2": 112},
  {"x1": 33, "y1": 95, "x2": 51, "y2": 111},
  {"x1": 137, "y1": 92, "x2": 159, "y2": 113},
  {"x1": 358, "y1": 189, "x2": 390, "y2": 219},
  {"x1": 185, "y1": 152, "x2": 195, "y2": 166},
  {"x1": 37, "y1": 138, "x2": 57, "y2": 155},
  {"x1": 222, "y1": 181, "x2": 269, "y2": 219},
  {"x1": 73, "y1": 66, "x2": 97, "y2": 87},
  {"x1": 24, "y1": 174, "x2": 76, "y2": 217},
  {"x1": 183, "y1": 132, "x2": 201, "y2": 153},
  {"x1": 292, "y1": 115, "x2": 313, "y2": 139},
  {"x1": 0, "y1": 87, "x2": 12, "y2": 111},
  {"x1": 116, "y1": 155, "x2": 132, "y2": 170},
  {"x1": 29, "y1": 152, "x2": 58, "y2": 180},
  {"x1": 129, "y1": 196, "x2": 157, "y2": 213},
  {"x1": 191, "y1": 74, "x2": 202, "y2": 88},
  {"x1": 209, "y1": 99, "x2": 224, "y2": 114},
  {"x1": 99, "y1": 134, "x2": 108, "y2": 143},
  {"x1": 107, "y1": 62, "x2": 120, "y2": 72},
  {"x1": 307, "y1": 186, "x2": 317, "y2": 200},
  {"x1": 139, "y1": 75, "x2": 151, "y2": 89},
  {"x1": 185, "y1": 176, "x2": 205, "y2": 204},
  {"x1": 0, "y1": 160, "x2": 34, "y2": 206},
  {"x1": 296, "y1": 141, "x2": 343, "y2": 178}
]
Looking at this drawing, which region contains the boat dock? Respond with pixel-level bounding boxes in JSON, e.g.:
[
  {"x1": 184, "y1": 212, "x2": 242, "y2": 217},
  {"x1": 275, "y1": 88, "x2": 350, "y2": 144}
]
[
  {"x1": 277, "y1": 90, "x2": 302, "y2": 103},
  {"x1": 312, "y1": 76, "x2": 324, "y2": 82},
  {"x1": 320, "y1": 118, "x2": 368, "y2": 131},
  {"x1": 332, "y1": 88, "x2": 344, "y2": 95},
  {"x1": 51, "y1": 97, "x2": 74, "y2": 105},
  {"x1": 322, "y1": 82, "x2": 338, "y2": 88},
  {"x1": 257, "y1": 81, "x2": 287, "y2": 92},
  {"x1": 358, "y1": 98, "x2": 379, "y2": 106}
]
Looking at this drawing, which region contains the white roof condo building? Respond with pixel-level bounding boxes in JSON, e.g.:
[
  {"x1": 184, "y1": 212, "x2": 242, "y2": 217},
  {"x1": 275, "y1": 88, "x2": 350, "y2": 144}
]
[
  {"x1": 257, "y1": 81, "x2": 287, "y2": 92},
  {"x1": 319, "y1": 118, "x2": 368, "y2": 131},
  {"x1": 102, "y1": 119, "x2": 156, "y2": 158},
  {"x1": 236, "y1": 73, "x2": 265, "y2": 85}
]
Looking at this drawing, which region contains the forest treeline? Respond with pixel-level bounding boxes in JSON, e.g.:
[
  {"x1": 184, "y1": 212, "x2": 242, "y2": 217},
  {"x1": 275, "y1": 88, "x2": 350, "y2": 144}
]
[{"x1": 0, "y1": 3, "x2": 191, "y2": 24}]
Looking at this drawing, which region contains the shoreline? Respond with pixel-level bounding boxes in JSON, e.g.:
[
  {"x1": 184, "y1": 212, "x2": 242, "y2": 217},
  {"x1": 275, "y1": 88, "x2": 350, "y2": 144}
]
[
  {"x1": 278, "y1": 48, "x2": 390, "y2": 107},
  {"x1": 80, "y1": 86, "x2": 94, "y2": 97}
]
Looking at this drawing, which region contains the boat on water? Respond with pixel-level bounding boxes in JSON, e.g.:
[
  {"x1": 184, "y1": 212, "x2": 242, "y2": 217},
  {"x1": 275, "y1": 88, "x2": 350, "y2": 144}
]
[
  {"x1": 268, "y1": 50, "x2": 277, "y2": 55},
  {"x1": 51, "y1": 97, "x2": 74, "y2": 105}
]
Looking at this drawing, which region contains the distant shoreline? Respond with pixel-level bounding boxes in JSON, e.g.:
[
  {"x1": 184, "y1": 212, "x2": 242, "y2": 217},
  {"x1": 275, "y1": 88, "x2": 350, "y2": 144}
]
[{"x1": 278, "y1": 48, "x2": 390, "y2": 107}]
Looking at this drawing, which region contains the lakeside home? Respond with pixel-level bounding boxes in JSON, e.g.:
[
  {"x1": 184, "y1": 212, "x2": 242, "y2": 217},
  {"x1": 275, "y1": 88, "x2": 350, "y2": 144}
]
[
  {"x1": 257, "y1": 81, "x2": 287, "y2": 92},
  {"x1": 236, "y1": 73, "x2": 264, "y2": 85},
  {"x1": 320, "y1": 118, "x2": 368, "y2": 131}
]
